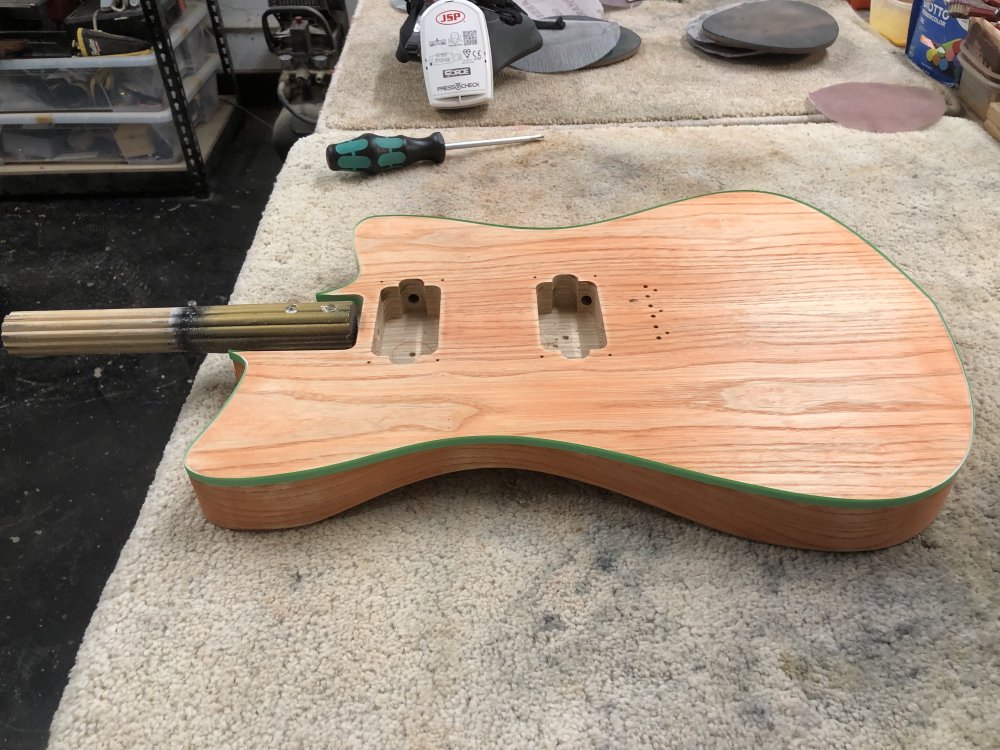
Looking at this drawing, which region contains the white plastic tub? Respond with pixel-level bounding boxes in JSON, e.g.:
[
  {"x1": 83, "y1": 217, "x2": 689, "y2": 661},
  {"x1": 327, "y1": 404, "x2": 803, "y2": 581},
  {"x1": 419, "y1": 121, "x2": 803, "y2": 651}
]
[
  {"x1": 870, "y1": 0, "x2": 912, "y2": 47},
  {"x1": 958, "y1": 51, "x2": 1000, "y2": 118}
]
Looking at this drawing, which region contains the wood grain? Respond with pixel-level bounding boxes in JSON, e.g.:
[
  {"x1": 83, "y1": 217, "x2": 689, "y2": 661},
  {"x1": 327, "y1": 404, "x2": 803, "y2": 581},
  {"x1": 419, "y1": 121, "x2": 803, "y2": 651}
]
[
  {"x1": 185, "y1": 192, "x2": 973, "y2": 548},
  {"x1": 191, "y1": 444, "x2": 950, "y2": 551}
]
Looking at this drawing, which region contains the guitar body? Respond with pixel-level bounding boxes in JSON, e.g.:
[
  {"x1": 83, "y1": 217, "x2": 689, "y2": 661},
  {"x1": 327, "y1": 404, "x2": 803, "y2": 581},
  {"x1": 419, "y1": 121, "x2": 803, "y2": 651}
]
[{"x1": 185, "y1": 192, "x2": 972, "y2": 550}]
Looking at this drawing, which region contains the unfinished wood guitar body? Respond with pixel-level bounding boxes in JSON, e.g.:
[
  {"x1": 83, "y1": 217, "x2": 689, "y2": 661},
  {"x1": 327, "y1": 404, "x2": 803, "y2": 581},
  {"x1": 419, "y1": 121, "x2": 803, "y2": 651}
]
[{"x1": 186, "y1": 192, "x2": 973, "y2": 550}]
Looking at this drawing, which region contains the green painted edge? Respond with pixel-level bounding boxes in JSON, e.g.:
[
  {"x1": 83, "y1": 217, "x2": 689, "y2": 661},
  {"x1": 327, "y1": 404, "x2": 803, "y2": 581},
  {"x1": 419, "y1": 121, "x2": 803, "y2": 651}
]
[{"x1": 183, "y1": 190, "x2": 975, "y2": 509}]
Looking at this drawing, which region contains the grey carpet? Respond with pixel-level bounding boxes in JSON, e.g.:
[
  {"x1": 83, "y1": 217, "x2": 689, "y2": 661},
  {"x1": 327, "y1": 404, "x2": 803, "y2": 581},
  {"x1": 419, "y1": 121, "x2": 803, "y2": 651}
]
[
  {"x1": 318, "y1": 0, "x2": 958, "y2": 131},
  {"x1": 49, "y1": 119, "x2": 1000, "y2": 748}
]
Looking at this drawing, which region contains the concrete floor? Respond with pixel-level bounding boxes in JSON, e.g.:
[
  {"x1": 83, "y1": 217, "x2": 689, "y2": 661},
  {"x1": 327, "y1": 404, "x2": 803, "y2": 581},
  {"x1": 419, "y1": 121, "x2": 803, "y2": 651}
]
[{"x1": 0, "y1": 106, "x2": 284, "y2": 748}]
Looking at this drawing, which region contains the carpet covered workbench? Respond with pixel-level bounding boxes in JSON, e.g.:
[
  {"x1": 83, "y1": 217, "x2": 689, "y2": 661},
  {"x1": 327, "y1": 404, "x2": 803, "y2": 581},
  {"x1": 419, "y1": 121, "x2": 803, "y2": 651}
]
[
  {"x1": 49, "y1": 118, "x2": 1000, "y2": 747},
  {"x1": 41, "y1": 0, "x2": 1000, "y2": 743},
  {"x1": 319, "y1": 0, "x2": 957, "y2": 129}
]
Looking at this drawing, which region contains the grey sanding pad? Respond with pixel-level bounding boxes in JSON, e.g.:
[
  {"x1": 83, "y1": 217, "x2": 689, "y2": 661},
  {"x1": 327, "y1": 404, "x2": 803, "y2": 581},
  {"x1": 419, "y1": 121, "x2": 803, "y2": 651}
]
[
  {"x1": 701, "y1": 0, "x2": 839, "y2": 54},
  {"x1": 511, "y1": 17, "x2": 621, "y2": 73},
  {"x1": 688, "y1": 37, "x2": 765, "y2": 58},
  {"x1": 685, "y1": 3, "x2": 765, "y2": 58},
  {"x1": 551, "y1": 16, "x2": 641, "y2": 69},
  {"x1": 583, "y1": 21, "x2": 641, "y2": 68}
]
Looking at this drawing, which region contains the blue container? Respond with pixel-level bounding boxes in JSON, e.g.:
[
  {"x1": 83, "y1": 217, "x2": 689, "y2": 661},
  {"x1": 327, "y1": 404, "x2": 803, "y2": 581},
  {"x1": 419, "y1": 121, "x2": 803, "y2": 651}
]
[{"x1": 905, "y1": 0, "x2": 969, "y2": 86}]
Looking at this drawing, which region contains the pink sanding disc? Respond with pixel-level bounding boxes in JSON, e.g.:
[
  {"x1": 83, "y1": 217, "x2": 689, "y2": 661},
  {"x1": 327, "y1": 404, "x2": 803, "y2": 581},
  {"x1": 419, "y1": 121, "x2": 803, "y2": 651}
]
[{"x1": 808, "y1": 83, "x2": 947, "y2": 133}]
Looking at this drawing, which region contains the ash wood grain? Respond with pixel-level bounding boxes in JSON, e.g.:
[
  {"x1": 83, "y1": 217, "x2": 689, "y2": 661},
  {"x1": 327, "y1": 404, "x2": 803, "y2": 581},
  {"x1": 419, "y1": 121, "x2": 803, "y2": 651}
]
[
  {"x1": 185, "y1": 192, "x2": 972, "y2": 548},
  {"x1": 192, "y1": 444, "x2": 950, "y2": 551}
]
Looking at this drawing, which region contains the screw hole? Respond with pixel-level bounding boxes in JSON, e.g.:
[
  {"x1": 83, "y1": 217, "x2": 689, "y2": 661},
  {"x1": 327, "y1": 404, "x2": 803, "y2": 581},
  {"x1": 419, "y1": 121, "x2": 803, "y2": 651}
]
[
  {"x1": 656, "y1": 336, "x2": 662, "y2": 340},
  {"x1": 642, "y1": 284, "x2": 648, "y2": 288},
  {"x1": 581, "y1": 295, "x2": 592, "y2": 305},
  {"x1": 651, "y1": 314, "x2": 656, "y2": 318},
  {"x1": 409, "y1": 352, "x2": 416, "y2": 357},
  {"x1": 407, "y1": 294, "x2": 420, "y2": 304}
]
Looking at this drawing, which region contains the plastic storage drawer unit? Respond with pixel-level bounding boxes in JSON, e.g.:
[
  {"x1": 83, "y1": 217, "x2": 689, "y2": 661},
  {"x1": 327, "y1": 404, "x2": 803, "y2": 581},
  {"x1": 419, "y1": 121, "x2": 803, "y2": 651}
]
[
  {"x1": 0, "y1": 1, "x2": 213, "y2": 114},
  {"x1": 0, "y1": 55, "x2": 221, "y2": 165}
]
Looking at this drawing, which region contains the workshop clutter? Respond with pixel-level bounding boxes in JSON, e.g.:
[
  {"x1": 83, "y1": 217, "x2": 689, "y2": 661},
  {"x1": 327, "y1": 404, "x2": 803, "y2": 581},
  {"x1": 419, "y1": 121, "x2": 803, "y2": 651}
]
[
  {"x1": 395, "y1": 0, "x2": 642, "y2": 109},
  {"x1": 0, "y1": 1, "x2": 220, "y2": 165}
]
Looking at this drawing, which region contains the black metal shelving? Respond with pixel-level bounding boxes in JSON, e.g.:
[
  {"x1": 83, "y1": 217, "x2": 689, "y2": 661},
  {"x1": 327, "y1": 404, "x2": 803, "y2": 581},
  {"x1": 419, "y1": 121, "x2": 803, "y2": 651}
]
[{"x1": 0, "y1": 0, "x2": 243, "y2": 197}]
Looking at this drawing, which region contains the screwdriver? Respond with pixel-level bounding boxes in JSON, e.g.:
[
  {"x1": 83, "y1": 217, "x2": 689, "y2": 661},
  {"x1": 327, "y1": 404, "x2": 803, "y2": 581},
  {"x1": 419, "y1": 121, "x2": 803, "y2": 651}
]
[{"x1": 326, "y1": 132, "x2": 544, "y2": 175}]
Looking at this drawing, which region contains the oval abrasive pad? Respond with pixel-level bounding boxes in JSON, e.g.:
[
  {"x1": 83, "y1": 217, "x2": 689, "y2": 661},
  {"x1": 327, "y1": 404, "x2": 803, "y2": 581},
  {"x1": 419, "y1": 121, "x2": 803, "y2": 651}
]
[
  {"x1": 809, "y1": 83, "x2": 947, "y2": 132},
  {"x1": 584, "y1": 23, "x2": 641, "y2": 68},
  {"x1": 686, "y1": 2, "x2": 765, "y2": 58},
  {"x1": 688, "y1": 37, "x2": 765, "y2": 58},
  {"x1": 702, "y1": 0, "x2": 839, "y2": 54},
  {"x1": 511, "y1": 17, "x2": 621, "y2": 73}
]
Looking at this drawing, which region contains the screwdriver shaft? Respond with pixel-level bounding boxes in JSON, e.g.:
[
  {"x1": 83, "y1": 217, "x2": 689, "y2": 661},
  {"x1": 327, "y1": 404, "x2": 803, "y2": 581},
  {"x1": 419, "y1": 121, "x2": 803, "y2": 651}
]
[{"x1": 445, "y1": 134, "x2": 545, "y2": 151}]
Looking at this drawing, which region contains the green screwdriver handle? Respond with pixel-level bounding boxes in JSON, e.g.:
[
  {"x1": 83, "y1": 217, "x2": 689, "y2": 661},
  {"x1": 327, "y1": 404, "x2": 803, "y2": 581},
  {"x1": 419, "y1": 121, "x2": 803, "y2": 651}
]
[{"x1": 326, "y1": 132, "x2": 447, "y2": 175}]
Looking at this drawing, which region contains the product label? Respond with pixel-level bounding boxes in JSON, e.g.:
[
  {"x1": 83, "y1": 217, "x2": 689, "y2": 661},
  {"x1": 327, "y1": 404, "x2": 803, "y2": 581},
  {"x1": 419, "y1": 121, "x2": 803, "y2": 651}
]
[
  {"x1": 905, "y1": 0, "x2": 969, "y2": 86},
  {"x1": 421, "y1": 0, "x2": 492, "y2": 103}
]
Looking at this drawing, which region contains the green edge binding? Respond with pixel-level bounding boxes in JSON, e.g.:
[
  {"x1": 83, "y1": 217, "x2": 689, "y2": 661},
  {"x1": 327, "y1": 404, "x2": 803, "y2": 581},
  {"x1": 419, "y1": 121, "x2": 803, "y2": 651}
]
[{"x1": 182, "y1": 191, "x2": 975, "y2": 509}]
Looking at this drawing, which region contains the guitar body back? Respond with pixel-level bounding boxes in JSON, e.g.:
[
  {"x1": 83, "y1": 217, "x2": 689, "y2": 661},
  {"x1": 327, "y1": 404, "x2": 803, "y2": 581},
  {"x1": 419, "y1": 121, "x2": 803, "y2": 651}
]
[{"x1": 185, "y1": 192, "x2": 972, "y2": 550}]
